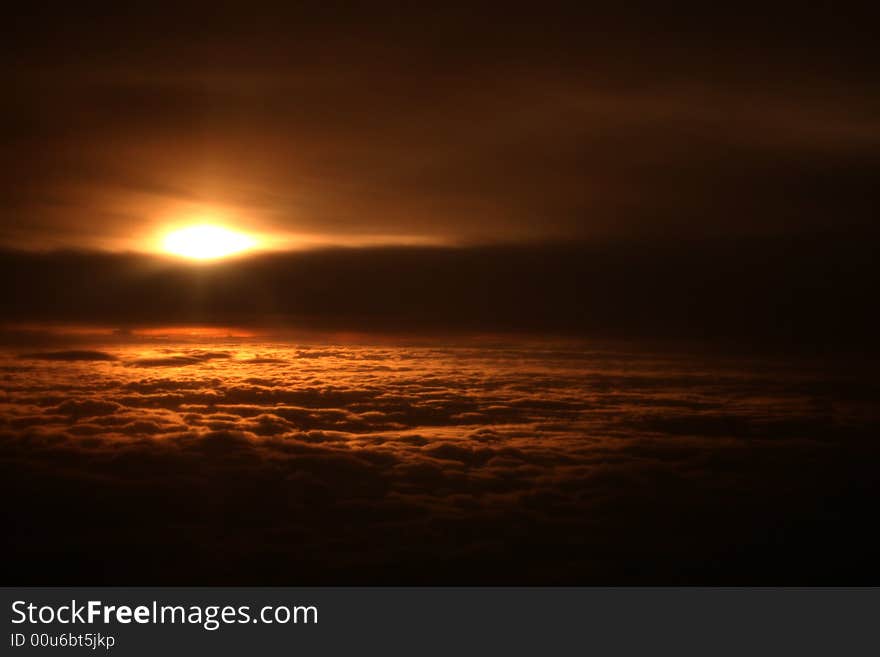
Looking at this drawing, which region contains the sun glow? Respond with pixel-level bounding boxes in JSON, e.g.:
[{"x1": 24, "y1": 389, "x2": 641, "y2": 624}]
[{"x1": 162, "y1": 225, "x2": 258, "y2": 260}]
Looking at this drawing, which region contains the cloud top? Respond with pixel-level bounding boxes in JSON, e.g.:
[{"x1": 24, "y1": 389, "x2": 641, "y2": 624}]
[{"x1": 1, "y1": 340, "x2": 878, "y2": 584}]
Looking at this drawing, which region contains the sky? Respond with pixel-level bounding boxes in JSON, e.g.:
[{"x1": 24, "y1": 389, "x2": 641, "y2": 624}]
[{"x1": 3, "y1": 3, "x2": 878, "y2": 252}]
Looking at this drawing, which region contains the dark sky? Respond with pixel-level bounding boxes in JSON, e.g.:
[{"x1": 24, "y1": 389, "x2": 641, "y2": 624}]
[
  {"x1": 1, "y1": 236, "x2": 877, "y2": 352},
  {"x1": 1, "y1": 3, "x2": 878, "y2": 347},
  {"x1": 3, "y1": 3, "x2": 878, "y2": 250}
]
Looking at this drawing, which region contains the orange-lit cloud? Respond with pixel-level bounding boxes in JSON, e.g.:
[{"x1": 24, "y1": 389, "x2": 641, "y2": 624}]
[{"x1": 2, "y1": 338, "x2": 877, "y2": 583}]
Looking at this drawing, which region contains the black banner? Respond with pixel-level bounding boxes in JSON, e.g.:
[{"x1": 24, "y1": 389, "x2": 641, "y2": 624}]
[{"x1": 2, "y1": 588, "x2": 877, "y2": 655}]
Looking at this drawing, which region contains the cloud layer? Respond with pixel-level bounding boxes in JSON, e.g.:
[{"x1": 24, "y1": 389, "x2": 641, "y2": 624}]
[{"x1": 2, "y1": 339, "x2": 878, "y2": 583}]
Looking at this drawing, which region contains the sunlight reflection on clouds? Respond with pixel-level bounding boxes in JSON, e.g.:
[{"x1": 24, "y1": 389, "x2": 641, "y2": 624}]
[{"x1": 2, "y1": 340, "x2": 877, "y2": 583}]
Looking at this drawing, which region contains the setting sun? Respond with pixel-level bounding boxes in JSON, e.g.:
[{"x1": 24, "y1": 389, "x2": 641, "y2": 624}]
[{"x1": 162, "y1": 225, "x2": 257, "y2": 260}]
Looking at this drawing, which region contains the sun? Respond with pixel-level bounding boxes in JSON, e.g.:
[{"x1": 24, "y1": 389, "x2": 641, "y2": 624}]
[{"x1": 162, "y1": 225, "x2": 258, "y2": 260}]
